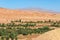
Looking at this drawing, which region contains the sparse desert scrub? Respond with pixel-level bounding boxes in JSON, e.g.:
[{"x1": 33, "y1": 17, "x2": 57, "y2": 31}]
[
  {"x1": 0, "y1": 19, "x2": 56, "y2": 40},
  {"x1": 0, "y1": 23, "x2": 6, "y2": 27},
  {"x1": 51, "y1": 22, "x2": 60, "y2": 27}
]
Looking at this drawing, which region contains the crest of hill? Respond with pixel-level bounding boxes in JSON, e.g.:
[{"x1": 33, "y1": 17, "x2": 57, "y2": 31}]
[
  {"x1": 32, "y1": 28, "x2": 60, "y2": 40},
  {"x1": 0, "y1": 8, "x2": 60, "y2": 23}
]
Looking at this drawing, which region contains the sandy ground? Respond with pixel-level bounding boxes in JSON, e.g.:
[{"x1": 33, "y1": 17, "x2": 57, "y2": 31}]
[
  {"x1": 32, "y1": 28, "x2": 60, "y2": 40},
  {"x1": 17, "y1": 28, "x2": 60, "y2": 40},
  {"x1": 0, "y1": 8, "x2": 60, "y2": 23},
  {"x1": 17, "y1": 34, "x2": 40, "y2": 40}
]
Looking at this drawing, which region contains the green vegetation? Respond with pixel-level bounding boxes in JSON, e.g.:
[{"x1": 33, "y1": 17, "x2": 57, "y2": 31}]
[
  {"x1": 0, "y1": 23, "x2": 6, "y2": 27},
  {"x1": 51, "y1": 22, "x2": 60, "y2": 27},
  {"x1": 0, "y1": 19, "x2": 55, "y2": 40}
]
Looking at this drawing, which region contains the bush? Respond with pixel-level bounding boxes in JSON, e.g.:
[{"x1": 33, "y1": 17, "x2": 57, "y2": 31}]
[
  {"x1": 0, "y1": 23, "x2": 6, "y2": 27},
  {"x1": 37, "y1": 21, "x2": 43, "y2": 23},
  {"x1": 14, "y1": 19, "x2": 21, "y2": 22},
  {"x1": 51, "y1": 22, "x2": 60, "y2": 27},
  {"x1": 19, "y1": 23, "x2": 36, "y2": 27},
  {"x1": 48, "y1": 19, "x2": 51, "y2": 22},
  {"x1": 43, "y1": 26, "x2": 50, "y2": 30},
  {"x1": 17, "y1": 28, "x2": 28, "y2": 35},
  {"x1": 6, "y1": 22, "x2": 15, "y2": 27}
]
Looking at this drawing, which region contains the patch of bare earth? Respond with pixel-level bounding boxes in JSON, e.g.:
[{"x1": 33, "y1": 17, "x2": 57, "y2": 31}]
[
  {"x1": 17, "y1": 34, "x2": 39, "y2": 40},
  {"x1": 32, "y1": 28, "x2": 60, "y2": 40}
]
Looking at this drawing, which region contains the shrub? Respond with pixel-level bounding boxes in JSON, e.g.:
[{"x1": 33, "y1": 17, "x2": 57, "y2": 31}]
[
  {"x1": 17, "y1": 28, "x2": 28, "y2": 35},
  {"x1": 0, "y1": 23, "x2": 6, "y2": 27},
  {"x1": 14, "y1": 19, "x2": 21, "y2": 22},
  {"x1": 48, "y1": 19, "x2": 51, "y2": 22},
  {"x1": 51, "y1": 22, "x2": 60, "y2": 27},
  {"x1": 37, "y1": 21, "x2": 43, "y2": 23},
  {"x1": 7, "y1": 22, "x2": 15, "y2": 27},
  {"x1": 43, "y1": 26, "x2": 50, "y2": 30}
]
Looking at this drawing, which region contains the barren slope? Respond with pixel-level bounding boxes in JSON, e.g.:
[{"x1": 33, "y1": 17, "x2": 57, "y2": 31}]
[
  {"x1": 32, "y1": 28, "x2": 60, "y2": 40},
  {"x1": 0, "y1": 8, "x2": 60, "y2": 23}
]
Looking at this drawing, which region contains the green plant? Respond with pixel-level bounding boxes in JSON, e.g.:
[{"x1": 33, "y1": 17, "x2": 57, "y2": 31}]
[
  {"x1": 0, "y1": 29, "x2": 8, "y2": 40},
  {"x1": 37, "y1": 21, "x2": 43, "y2": 23},
  {"x1": 18, "y1": 19, "x2": 21, "y2": 22},
  {"x1": 1, "y1": 23, "x2": 6, "y2": 27},
  {"x1": 10, "y1": 31, "x2": 18, "y2": 40},
  {"x1": 51, "y1": 22, "x2": 60, "y2": 27},
  {"x1": 48, "y1": 19, "x2": 51, "y2": 22}
]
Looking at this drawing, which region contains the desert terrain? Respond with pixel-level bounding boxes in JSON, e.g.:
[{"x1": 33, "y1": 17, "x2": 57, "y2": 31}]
[
  {"x1": 0, "y1": 8, "x2": 60, "y2": 23},
  {"x1": 0, "y1": 8, "x2": 60, "y2": 40}
]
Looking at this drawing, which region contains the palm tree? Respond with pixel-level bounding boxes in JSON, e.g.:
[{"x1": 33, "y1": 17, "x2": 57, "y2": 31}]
[
  {"x1": 0, "y1": 29, "x2": 4, "y2": 40},
  {"x1": 0, "y1": 29, "x2": 6, "y2": 40},
  {"x1": 10, "y1": 31, "x2": 18, "y2": 40},
  {"x1": 5, "y1": 32, "x2": 10, "y2": 40},
  {"x1": 0, "y1": 28, "x2": 10, "y2": 40}
]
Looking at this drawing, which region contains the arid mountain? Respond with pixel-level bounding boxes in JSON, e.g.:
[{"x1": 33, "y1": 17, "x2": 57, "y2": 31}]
[{"x1": 0, "y1": 8, "x2": 60, "y2": 23}]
